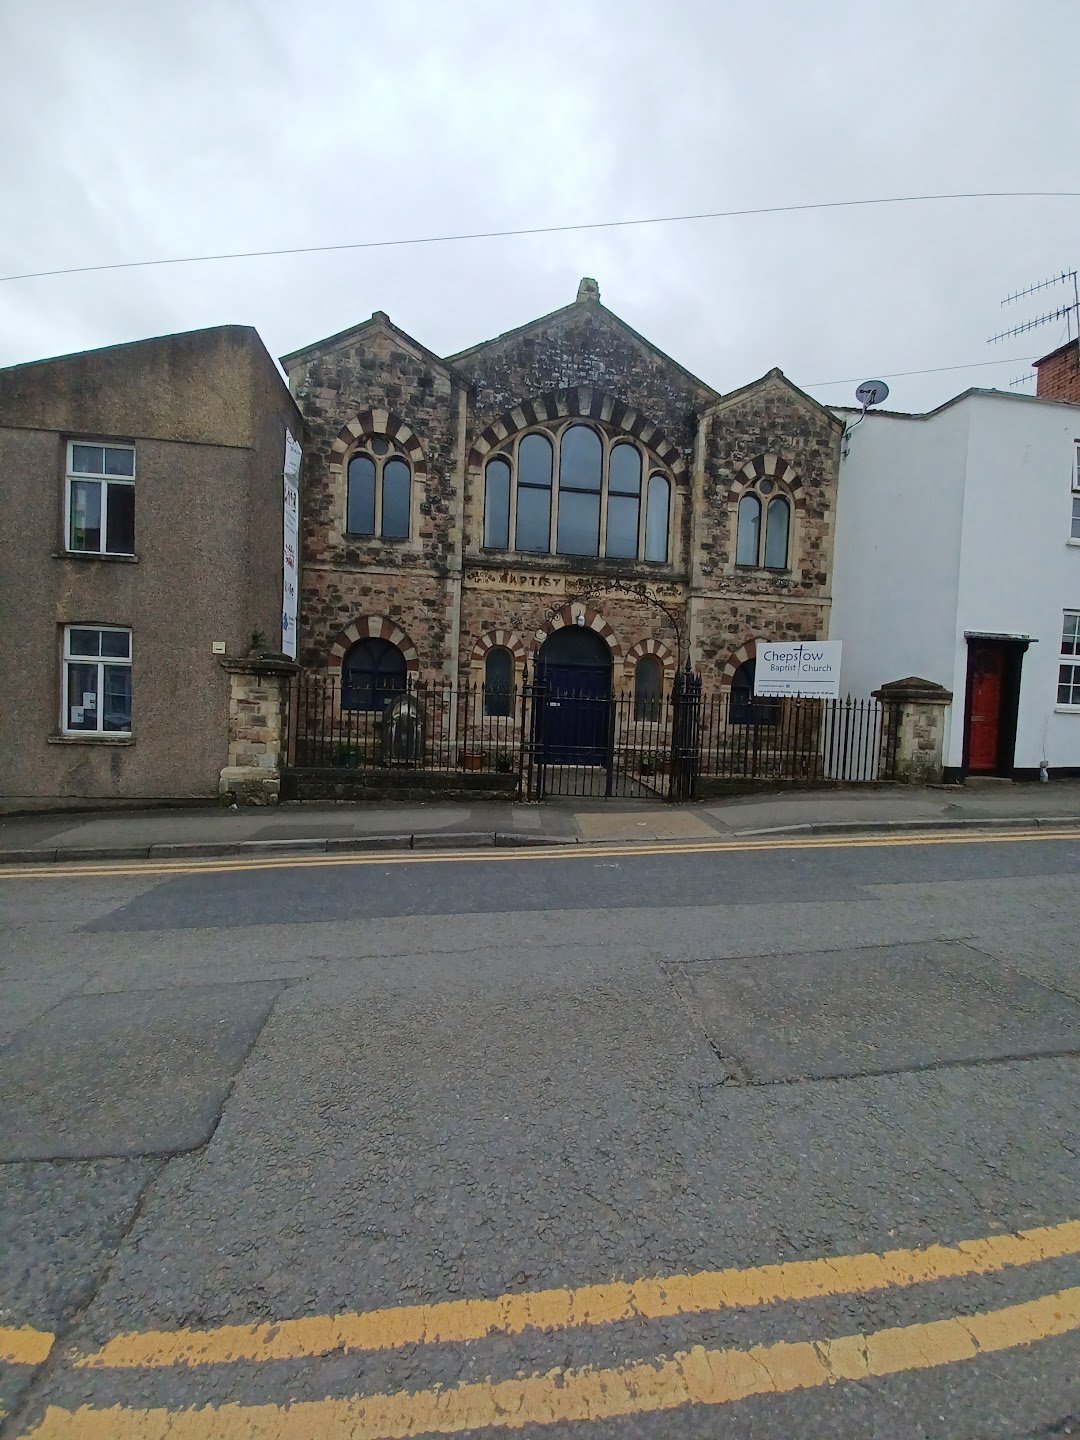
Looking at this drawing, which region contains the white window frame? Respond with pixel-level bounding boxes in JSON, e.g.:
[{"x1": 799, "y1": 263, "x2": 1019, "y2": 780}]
[
  {"x1": 61, "y1": 625, "x2": 133, "y2": 736},
  {"x1": 65, "y1": 441, "x2": 136, "y2": 556}
]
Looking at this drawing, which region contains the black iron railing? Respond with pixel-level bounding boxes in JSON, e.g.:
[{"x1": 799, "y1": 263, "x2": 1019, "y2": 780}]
[{"x1": 285, "y1": 671, "x2": 896, "y2": 800}]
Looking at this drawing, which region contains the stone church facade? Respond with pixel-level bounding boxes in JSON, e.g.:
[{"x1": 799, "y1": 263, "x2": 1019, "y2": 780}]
[{"x1": 281, "y1": 279, "x2": 843, "y2": 706}]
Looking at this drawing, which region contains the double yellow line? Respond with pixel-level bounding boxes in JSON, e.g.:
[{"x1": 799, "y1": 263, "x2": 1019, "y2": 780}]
[
  {"x1": 1, "y1": 825, "x2": 1076, "y2": 882},
  {"x1": 12, "y1": 1219, "x2": 1080, "y2": 1437}
]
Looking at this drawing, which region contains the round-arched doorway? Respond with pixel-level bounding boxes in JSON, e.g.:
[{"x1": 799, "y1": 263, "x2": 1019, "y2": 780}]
[{"x1": 536, "y1": 624, "x2": 613, "y2": 764}]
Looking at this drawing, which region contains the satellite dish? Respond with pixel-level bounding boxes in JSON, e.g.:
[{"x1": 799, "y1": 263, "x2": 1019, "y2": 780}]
[{"x1": 855, "y1": 380, "x2": 889, "y2": 407}]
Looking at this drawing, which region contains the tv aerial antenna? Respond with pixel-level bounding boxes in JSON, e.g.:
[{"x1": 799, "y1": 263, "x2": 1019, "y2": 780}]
[
  {"x1": 841, "y1": 378, "x2": 889, "y2": 457},
  {"x1": 988, "y1": 270, "x2": 1078, "y2": 387}
]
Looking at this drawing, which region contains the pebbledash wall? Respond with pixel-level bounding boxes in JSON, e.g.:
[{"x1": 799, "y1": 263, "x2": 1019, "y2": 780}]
[
  {"x1": 283, "y1": 279, "x2": 844, "y2": 700},
  {"x1": 0, "y1": 327, "x2": 301, "y2": 810}
]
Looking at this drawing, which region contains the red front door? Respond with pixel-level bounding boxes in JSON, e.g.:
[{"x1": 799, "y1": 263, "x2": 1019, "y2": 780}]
[{"x1": 966, "y1": 642, "x2": 1005, "y2": 771}]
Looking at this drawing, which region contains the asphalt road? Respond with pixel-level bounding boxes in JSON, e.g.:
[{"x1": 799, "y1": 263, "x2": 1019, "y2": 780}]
[{"x1": 1, "y1": 831, "x2": 1079, "y2": 1438}]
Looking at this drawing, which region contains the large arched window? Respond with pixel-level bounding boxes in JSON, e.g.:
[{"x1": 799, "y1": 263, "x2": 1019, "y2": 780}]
[
  {"x1": 634, "y1": 654, "x2": 663, "y2": 722},
  {"x1": 644, "y1": 475, "x2": 670, "y2": 563},
  {"x1": 341, "y1": 637, "x2": 407, "y2": 712},
  {"x1": 484, "y1": 422, "x2": 674, "y2": 562},
  {"x1": 347, "y1": 438, "x2": 411, "y2": 540},
  {"x1": 514, "y1": 433, "x2": 553, "y2": 552},
  {"x1": 483, "y1": 646, "x2": 514, "y2": 717},
  {"x1": 557, "y1": 425, "x2": 603, "y2": 556}
]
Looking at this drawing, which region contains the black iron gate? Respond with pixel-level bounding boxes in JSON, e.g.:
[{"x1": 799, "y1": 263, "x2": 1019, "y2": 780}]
[{"x1": 518, "y1": 661, "x2": 705, "y2": 800}]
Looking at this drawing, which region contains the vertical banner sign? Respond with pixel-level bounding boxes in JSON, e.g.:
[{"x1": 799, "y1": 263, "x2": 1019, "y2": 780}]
[
  {"x1": 282, "y1": 430, "x2": 302, "y2": 660},
  {"x1": 754, "y1": 641, "x2": 843, "y2": 699}
]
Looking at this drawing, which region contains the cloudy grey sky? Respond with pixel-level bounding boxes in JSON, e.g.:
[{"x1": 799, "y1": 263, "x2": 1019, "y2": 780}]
[{"x1": 2, "y1": 0, "x2": 1077, "y2": 410}]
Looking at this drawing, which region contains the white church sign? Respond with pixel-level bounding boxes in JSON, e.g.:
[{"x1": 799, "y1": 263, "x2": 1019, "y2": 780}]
[{"x1": 754, "y1": 641, "x2": 843, "y2": 699}]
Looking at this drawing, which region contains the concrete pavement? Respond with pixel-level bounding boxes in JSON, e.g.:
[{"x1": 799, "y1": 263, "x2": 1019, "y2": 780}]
[{"x1": 3, "y1": 779, "x2": 1080, "y2": 863}]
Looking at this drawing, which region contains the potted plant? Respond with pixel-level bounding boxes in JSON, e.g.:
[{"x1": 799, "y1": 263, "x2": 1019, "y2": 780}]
[
  {"x1": 639, "y1": 750, "x2": 656, "y2": 776},
  {"x1": 494, "y1": 750, "x2": 514, "y2": 773},
  {"x1": 459, "y1": 749, "x2": 486, "y2": 771}
]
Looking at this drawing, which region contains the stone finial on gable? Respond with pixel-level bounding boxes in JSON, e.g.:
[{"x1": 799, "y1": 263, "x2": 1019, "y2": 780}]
[{"x1": 576, "y1": 277, "x2": 600, "y2": 303}]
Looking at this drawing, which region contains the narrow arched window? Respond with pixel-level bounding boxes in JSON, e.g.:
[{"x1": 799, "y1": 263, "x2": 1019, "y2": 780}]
[
  {"x1": 634, "y1": 654, "x2": 662, "y2": 722},
  {"x1": 644, "y1": 474, "x2": 670, "y2": 562},
  {"x1": 736, "y1": 494, "x2": 761, "y2": 566},
  {"x1": 606, "y1": 443, "x2": 641, "y2": 558},
  {"x1": 557, "y1": 425, "x2": 602, "y2": 556},
  {"x1": 342, "y1": 637, "x2": 407, "y2": 712},
  {"x1": 483, "y1": 646, "x2": 513, "y2": 717},
  {"x1": 484, "y1": 457, "x2": 511, "y2": 550},
  {"x1": 515, "y1": 433, "x2": 553, "y2": 552},
  {"x1": 381, "y1": 458, "x2": 411, "y2": 539},
  {"x1": 347, "y1": 455, "x2": 376, "y2": 536},
  {"x1": 346, "y1": 444, "x2": 411, "y2": 539},
  {"x1": 764, "y1": 497, "x2": 790, "y2": 569}
]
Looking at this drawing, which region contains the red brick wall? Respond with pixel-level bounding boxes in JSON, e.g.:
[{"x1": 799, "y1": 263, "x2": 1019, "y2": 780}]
[{"x1": 1034, "y1": 341, "x2": 1080, "y2": 403}]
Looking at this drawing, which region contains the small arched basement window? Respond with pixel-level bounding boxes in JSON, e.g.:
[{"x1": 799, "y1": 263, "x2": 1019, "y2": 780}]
[
  {"x1": 342, "y1": 637, "x2": 407, "y2": 712},
  {"x1": 729, "y1": 660, "x2": 781, "y2": 727}
]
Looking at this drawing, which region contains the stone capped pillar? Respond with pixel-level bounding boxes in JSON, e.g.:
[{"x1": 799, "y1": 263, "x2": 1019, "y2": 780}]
[
  {"x1": 873, "y1": 676, "x2": 953, "y2": 784},
  {"x1": 219, "y1": 655, "x2": 298, "y2": 805}
]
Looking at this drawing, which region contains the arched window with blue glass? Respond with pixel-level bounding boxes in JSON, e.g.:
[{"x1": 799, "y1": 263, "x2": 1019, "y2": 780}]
[
  {"x1": 346, "y1": 437, "x2": 412, "y2": 540},
  {"x1": 341, "y1": 637, "x2": 407, "y2": 712},
  {"x1": 483, "y1": 646, "x2": 514, "y2": 717}
]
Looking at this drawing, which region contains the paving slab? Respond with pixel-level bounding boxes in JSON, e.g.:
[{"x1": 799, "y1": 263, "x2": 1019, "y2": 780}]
[{"x1": 575, "y1": 811, "x2": 718, "y2": 841}]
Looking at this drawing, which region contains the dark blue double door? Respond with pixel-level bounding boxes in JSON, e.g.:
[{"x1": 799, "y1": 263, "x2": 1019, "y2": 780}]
[
  {"x1": 535, "y1": 626, "x2": 615, "y2": 767},
  {"x1": 536, "y1": 663, "x2": 613, "y2": 765}
]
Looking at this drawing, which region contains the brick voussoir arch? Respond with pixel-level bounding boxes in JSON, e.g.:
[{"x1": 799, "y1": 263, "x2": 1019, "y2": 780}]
[
  {"x1": 535, "y1": 604, "x2": 622, "y2": 663},
  {"x1": 328, "y1": 409, "x2": 428, "y2": 479},
  {"x1": 726, "y1": 453, "x2": 805, "y2": 509},
  {"x1": 623, "y1": 637, "x2": 677, "y2": 680},
  {"x1": 327, "y1": 616, "x2": 420, "y2": 675},
  {"x1": 470, "y1": 630, "x2": 528, "y2": 664},
  {"x1": 719, "y1": 639, "x2": 758, "y2": 689},
  {"x1": 467, "y1": 386, "x2": 687, "y2": 476}
]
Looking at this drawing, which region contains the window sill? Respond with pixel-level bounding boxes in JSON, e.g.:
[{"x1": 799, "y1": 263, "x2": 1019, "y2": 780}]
[
  {"x1": 1067, "y1": 539, "x2": 1080, "y2": 548},
  {"x1": 49, "y1": 733, "x2": 135, "y2": 746},
  {"x1": 52, "y1": 550, "x2": 139, "y2": 564},
  {"x1": 1054, "y1": 705, "x2": 1080, "y2": 714},
  {"x1": 341, "y1": 533, "x2": 411, "y2": 544}
]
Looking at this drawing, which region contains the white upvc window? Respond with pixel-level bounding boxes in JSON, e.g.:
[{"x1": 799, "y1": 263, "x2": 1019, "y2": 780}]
[
  {"x1": 1057, "y1": 611, "x2": 1080, "y2": 706},
  {"x1": 66, "y1": 441, "x2": 136, "y2": 555},
  {"x1": 62, "y1": 626, "x2": 132, "y2": 735},
  {"x1": 1072, "y1": 442, "x2": 1080, "y2": 540}
]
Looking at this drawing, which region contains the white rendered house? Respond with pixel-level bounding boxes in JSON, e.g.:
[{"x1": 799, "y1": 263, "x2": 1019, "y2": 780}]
[{"x1": 830, "y1": 382, "x2": 1080, "y2": 779}]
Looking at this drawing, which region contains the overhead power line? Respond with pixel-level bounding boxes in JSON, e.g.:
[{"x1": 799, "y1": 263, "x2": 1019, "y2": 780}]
[
  {"x1": 1, "y1": 190, "x2": 1078, "y2": 285},
  {"x1": 805, "y1": 355, "x2": 1038, "y2": 388}
]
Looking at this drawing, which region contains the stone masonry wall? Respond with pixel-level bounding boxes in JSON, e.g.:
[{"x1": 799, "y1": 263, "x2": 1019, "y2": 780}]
[
  {"x1": 287, "y1": 290, "x2": 844, "y2": 701},
  {"x1": 288, "y1": 319, "x2": 460, "y2": 672}
]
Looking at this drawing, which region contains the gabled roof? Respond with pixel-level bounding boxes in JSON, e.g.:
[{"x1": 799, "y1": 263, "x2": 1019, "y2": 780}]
[
  {"x1": 706, "y1": 366, "x2": 844, "y2": 428},
  {"x1": 279, "y1": 311, "x2": 453, "y2": 374},
  {"x1": 448, "y1": 283, "x2": 719, "y2": 401}
]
